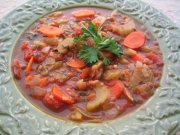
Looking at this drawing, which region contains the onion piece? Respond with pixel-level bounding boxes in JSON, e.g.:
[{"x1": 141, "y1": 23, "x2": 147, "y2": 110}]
[
  {"x1": 87, "y1": 84, "x2": 110, "y2": 111},
  {"x1": 41, "y1": 46, "x2": 51, "y2": 54},
  {"x1": 124, "y1": 88, "x2": 134, "y2": 102},
  {"x1": 72, "y1": 106, "x2": 101, "y2": 119}
]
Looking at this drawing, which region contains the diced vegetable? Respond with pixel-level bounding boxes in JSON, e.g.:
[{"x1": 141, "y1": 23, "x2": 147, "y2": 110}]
[
  {"x1": 24, "y1": 57, "x2": 34, "y2": 76},
  {"x1": 119, "y1": 57, "x2": 129, "y2": 64},
  {"x1": 53, "y1": 19, "x2": 68, "y2": 26},
  {"x1": 104, "y1": 106, "x2": 120, "y2": 119},
  {"x1": 43, "y1": 92, "x2": 64, "y2": 110},
  {"x1": 41, "y1": 46, "x2": 51, "y2": 54},
  {"x1": 65, "y1": 88, "x2": 79, "y2": 102},
  {"x1": 29, "y1": 86, "x2": 47, "y2": 99},
  {"x1": 146, "y1": 52, "x2": 160, "y2": 63},
  {"x1": 131, "y1": 53, "x2": 145, "y2": 62},
  {"x1": 71, "y1": 106, "x2": 101, "y2": 120},
  {"x1": 43, "y1": 37, "x2": 59, "y2": 46},
  {"x1": 69, "y1": 110, "x2": 83, "y2": 121},
  {"x1": 25, "y1": 75, "x2": 34, "y2": 85},
  {"x1": 72, "y1": 10, "x2": 95, "y2": 18},
  {"x1": 33, "y1": 40, "x2": 47, "y2": 49},
  {"x1": 135, "y1": 82, "x2": 153, "y2": 98},
  {"x1": 103, "y1": 69, "x2": 122, "y2": 80},
  {"x1": 87, "y1": 84, "x2": 110, "y2": 111},
  {"x1": 43, "y1": 57, "x2": 55, "y2": 66},
  {"x1": 92, "y1": 16, "x2": 106, "y2": 28},
  {"x1": 75, "y1": 79, "x2": 87, "y2": 91},
  {"x1": 24, "y1": 49, "x2": 33, "y2": 61},
  {"x1": 124, "y1": 32, "x2": 146, "y2": 49},
  {"x1": 108, "y1": 80, "x2": 124, "y2": 99},
  {"x1": 49, "y1": 61, "x2": 63, "y2": 71},
  {"x1": 87, "y1": 80, "x2": 100, "y2": 88},
  {"x1": 37, "y1": 65, "x2": 49, "y2": 76},
  {"x1": 25, "y1": 75, "x2": 48, "y2": 88},
  {"x1": 80, "y1": 67, "x2": 91, "y2": 79},
  {"x1": 39, "y1": 77, "x2": 48, "y2": 87},
  {"x1": 58, "y1": 38, "x2": 74, "y2": 49},
  {"x1": 33, "y1": 51, "x2": 46, "y2": 63},
  {"x1": 88, "y1": 92, "x2": 96, "y2": 101},
  {"x1": 50, "y1": 11, "x2": 62, "y2": 17},
  {"x1": 52, "y1": 73, "x2": 68, "y2": 83},
  {"x1": 49, "y1": 49, "x2": 63, "y2": 61},
  {"x1": 12, "y1": 60, "x2": 21, "y2": 79},
  {"x1": 129, "y1": 61, "x2": 153, "y2": 89},
  {"x1": 38, "y1": 25, "x2": 64, "y2": 37},
  {"x1": 140, "y1": 46, "x2": 153, "y2": 53},
  {"x1": 123, "y1": 88, "x2": 134, "y2": 102},
  {"x1": 91, "y1": 61, "x2": 103, "y2": 79},
  {"x1": 21, "y1": 42, "x2": 29, "y2": 50},
  {"x1": 110, "y1": 19, "x2": 136, "y2": 36},
  {"x1": 52, "y1": 85, "x2": 74, "y2": 104},
  {"x1": 124, "y1": 48, "x2": 137, "y2": 56},
  {"x1": 66, "y1": 59, "x2": 86, "y2": 68}
]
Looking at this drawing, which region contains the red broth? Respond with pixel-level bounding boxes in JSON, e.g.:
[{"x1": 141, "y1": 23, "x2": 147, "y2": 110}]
[{"x1": 12, "y1": 7, "x2": 163, "y2": 122}]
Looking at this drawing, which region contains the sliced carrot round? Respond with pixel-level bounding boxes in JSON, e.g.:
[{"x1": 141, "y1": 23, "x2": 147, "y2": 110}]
[
  {"x1": 38, "y1": 25, "x2": 64, "y2": 37},
  {"x1": 72, "y1": 10, "x2": 95, "y2": 18},
  {"x1": 66, "y1": 59, "x2": 86, "y2": 68},
  {"x1": 124, "y1": 32, "x2": 146, "y2": 49}
]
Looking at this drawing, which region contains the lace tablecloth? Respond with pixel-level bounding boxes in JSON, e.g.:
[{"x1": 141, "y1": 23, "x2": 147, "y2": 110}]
[{"x1": 0, "y1": 0, "x2": 179, "y2": 134}]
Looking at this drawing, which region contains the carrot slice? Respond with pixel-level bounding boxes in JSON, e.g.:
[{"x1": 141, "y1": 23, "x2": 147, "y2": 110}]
[
  {"x1": 66, "y1": 59, "x2": 86, "y2": 68},
  {"x1": 124, "y1": 32, "x2": 146, "y2": 49},
  {"x1": 72, "y1": 10, "x2": 95, "y2": 18},
  {"x1": 108, "y1": 80, "x2": 124, "y2": 99},
  {"x1": 25, "y1": 57, "x2": 34, "y2": 76},
  {"x1": 52, "y1": 85, "x2": 74, "y2": 104},
  {"x1": 38, "y1": 25, "x2": 64, "y2": 37}
]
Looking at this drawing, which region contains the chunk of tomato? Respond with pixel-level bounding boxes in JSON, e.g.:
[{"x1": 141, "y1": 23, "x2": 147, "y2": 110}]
[
  {"x1": 32, "y1": 51, "x2": 46, "y2": 63},
  {"x1": 43, "y1": 93, "x2": 64, "y2": 110},
  {"x1": 24, "y1": 49, "x2": 33, "y2": 61}
]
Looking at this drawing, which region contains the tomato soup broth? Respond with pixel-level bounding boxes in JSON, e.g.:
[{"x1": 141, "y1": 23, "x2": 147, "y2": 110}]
[{"x1": 12, "y1": 7, "x2": 163, "y2": 122}]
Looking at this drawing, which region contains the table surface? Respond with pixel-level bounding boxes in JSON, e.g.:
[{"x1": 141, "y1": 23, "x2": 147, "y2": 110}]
[{"x1": 0, "y1": 0, "x2": 179, "y2": 134}]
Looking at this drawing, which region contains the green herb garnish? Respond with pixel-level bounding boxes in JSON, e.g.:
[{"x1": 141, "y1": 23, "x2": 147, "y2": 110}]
[{"x1": 74, "y1": 22, "x2": 123, "y2": 65}]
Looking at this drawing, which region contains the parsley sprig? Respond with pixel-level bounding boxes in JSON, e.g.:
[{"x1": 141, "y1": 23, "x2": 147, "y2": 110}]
[{"x1": 74, "y1": 22, "x2": 123, "y2": 65}]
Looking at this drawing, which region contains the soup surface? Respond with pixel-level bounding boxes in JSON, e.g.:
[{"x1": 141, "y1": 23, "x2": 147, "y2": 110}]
[{"x1": 12, "y1": 7, "x2": 163, "y2": 122}]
